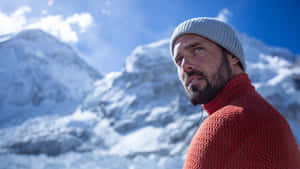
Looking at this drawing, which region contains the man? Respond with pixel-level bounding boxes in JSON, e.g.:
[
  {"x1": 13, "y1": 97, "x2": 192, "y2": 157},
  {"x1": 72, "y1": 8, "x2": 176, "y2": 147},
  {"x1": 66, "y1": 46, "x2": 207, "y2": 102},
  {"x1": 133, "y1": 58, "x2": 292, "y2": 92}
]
[{"x1": 170, "y1": 17, "x2": 300, "y2": 169}]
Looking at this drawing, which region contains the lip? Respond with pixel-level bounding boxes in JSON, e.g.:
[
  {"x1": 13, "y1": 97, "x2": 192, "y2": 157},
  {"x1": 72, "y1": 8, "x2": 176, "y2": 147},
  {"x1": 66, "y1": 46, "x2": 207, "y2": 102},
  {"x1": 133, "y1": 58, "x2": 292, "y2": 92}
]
[{"x1": 186, "y1": 75, "x2": 203, "y2": 86}]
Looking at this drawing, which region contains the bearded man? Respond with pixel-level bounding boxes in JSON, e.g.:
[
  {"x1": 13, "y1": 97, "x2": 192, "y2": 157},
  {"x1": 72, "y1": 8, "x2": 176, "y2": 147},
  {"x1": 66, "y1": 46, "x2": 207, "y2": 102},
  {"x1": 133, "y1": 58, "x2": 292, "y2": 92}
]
[{"x1": 170, "y1": 17, "x2": 300, "y2": 169}]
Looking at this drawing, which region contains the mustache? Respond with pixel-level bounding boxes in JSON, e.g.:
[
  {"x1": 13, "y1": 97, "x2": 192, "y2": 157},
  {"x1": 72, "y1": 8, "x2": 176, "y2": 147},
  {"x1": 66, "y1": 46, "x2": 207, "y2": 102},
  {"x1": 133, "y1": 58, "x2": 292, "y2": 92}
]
[{"x1": 187, "y1": 70, "x2": 206, "y2": 78}]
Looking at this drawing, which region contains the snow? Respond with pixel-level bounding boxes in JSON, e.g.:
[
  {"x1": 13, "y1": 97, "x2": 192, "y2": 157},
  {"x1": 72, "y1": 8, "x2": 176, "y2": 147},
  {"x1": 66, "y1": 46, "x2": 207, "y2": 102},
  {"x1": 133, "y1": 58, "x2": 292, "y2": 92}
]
[
  {"x1": 0, "y1": 29, "x2": 101, "y2": 128},
  {"x1": 110, "y1": 126, "x2": 167, "y2": 156},
  {"x1": 0, "y1": 152, "x2": 184, "y2": 169},
  {"x1": 0, "y1": 29, "x2": 299, "y2": 169}
]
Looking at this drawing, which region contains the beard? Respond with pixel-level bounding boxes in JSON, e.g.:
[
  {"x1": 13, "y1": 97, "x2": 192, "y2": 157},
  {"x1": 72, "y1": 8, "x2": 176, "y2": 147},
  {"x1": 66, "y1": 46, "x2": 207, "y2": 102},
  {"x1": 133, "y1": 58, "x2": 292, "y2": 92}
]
[{"x1": 186, "y1": 52, "x2": 233, "y2": 105}]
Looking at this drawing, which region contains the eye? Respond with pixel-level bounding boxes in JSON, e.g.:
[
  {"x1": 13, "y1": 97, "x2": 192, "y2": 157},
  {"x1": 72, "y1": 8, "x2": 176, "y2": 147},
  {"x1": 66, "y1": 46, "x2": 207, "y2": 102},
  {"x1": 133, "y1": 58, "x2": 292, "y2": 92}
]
[
  {"x1": 194, "y1": 47, "x2": 203, "y2": 52},
  {"x1": 175, "y1": 56, "x2": 183, "y2": 65}
]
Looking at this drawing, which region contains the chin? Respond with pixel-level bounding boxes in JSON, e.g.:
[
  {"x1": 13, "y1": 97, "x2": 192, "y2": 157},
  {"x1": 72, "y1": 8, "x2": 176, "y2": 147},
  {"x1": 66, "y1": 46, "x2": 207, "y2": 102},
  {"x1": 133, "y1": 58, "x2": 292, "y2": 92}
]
[
  {"x1": 188, "y1": 89, "x2": 212, "y2": 105},
  {"x1": 188, "y1": 92, "x2": 202, "y2": 106}
]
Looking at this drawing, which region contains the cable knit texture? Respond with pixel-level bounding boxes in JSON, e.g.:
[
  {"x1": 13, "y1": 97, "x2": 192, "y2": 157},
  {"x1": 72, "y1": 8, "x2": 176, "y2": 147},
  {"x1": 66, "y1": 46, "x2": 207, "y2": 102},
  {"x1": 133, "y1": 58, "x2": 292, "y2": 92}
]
[{"x1": 183, "y1": 73, "x2": 300, "y2": 169}]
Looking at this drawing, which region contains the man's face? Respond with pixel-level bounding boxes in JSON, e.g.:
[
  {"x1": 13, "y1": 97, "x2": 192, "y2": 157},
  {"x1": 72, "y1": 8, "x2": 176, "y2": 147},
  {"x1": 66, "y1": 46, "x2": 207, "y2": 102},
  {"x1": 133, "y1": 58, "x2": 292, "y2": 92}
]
[{"x1": 173, "y1": 34, "x2": 233, "y2": 105}]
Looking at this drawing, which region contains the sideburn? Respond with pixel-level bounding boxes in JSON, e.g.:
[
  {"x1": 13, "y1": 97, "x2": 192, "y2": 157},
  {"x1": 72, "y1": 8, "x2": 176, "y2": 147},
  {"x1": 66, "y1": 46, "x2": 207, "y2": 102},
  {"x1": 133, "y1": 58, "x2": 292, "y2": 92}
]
[{"x1": 216, "y1": 48, "x2": 233, "y2": 84}]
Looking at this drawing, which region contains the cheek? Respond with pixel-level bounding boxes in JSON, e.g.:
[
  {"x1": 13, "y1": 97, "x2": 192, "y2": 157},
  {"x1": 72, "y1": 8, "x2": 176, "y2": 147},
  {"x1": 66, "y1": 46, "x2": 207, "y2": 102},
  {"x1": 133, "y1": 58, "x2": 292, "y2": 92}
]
[{"x1": 200, "y1": 56, "x2": 220, "y2": 74}]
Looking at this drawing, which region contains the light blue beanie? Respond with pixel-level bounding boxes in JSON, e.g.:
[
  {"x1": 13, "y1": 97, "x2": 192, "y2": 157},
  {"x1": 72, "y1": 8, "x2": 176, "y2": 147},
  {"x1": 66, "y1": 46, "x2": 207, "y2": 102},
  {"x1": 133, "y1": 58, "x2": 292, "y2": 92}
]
[{"x1": 170, "y1": 17, "x2": 246, "y2": 70}]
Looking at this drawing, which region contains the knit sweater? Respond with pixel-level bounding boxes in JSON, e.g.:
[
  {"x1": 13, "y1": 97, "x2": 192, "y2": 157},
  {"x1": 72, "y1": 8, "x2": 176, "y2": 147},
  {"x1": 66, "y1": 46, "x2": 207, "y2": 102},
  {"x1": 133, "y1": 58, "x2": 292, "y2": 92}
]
[{"x1": 183, "y1": 73, "x2": 300, "y2": 169}]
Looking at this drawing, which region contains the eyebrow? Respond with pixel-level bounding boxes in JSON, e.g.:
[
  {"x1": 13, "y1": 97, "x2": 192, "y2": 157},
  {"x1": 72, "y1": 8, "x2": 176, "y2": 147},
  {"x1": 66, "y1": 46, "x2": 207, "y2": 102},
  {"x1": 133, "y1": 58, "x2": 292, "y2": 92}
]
[
  {"x1": 174, "y1": 42, "x2": 203, "y2": 59},
  {"x1": 184, "y1": 42, "x2": 202, "y2": 50}
]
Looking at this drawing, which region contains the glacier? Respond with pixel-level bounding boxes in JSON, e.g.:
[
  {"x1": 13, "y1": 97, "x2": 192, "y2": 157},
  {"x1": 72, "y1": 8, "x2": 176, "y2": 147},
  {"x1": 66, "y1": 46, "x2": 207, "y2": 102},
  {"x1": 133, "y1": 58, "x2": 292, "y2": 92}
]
[{"x1": 0, "y1": 29, "x2": 299, "y2": 169}]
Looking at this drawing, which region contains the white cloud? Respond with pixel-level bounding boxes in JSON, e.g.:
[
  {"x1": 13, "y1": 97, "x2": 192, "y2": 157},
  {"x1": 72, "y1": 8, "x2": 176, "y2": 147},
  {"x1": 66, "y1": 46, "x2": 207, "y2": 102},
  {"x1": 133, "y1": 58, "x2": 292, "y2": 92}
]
[
  {"x1": 66, "y1": 13, "x2": 93, "y2": 33},
  {"x1": 27, "y1": 15, "x2": 79, "y2": 42},
  {"x1": 216, "y1": 8, "x2": 232, "y2": 22},
  {"x1": 0, "y1": 6, "x2": 31, "y2": 35},
  {"x1": 0, "y1": 6, "x2": 93, "y2": 43}
]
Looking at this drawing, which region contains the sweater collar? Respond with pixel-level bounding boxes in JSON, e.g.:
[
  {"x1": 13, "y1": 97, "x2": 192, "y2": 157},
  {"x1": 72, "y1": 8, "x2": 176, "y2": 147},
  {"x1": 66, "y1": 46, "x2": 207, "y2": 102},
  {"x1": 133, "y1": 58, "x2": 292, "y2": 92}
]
[{"x1": 202, "y1": 73, "x2": 253, "y2": 115}]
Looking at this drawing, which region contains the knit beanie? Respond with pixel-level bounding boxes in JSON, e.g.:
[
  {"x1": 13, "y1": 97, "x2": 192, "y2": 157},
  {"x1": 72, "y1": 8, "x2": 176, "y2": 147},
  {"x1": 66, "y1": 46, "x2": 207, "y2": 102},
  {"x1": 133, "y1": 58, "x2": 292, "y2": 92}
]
[{"x1": 170, "y1": 17, "x2": 246, "y2": 70}]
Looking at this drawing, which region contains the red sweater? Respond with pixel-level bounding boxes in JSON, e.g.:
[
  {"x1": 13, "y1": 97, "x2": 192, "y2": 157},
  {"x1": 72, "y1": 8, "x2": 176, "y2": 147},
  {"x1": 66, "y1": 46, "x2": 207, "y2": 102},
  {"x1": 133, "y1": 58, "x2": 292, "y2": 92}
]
[{"x1": 183, "y1": 73, "x2": 300, "y2": 169}]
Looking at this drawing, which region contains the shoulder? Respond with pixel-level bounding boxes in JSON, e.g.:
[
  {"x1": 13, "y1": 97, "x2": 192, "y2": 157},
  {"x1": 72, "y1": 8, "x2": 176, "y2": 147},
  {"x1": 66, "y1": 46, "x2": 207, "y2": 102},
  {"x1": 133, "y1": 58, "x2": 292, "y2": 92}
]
[
  {"x1": 193, "y1": 105, "x2": 248, "y2": 146},
  {"x1": 206, "y1": 104, "x2": 287, "y2": 133},
  {"x1": 203, "y1": 105, "x2": 246, "y2": 129},
  {"x1": 202, "y1": 103, "x2": 294, "y2": 147},
  {"x1": 196, "y1": 104, "x2": 276, "y2": 145}
]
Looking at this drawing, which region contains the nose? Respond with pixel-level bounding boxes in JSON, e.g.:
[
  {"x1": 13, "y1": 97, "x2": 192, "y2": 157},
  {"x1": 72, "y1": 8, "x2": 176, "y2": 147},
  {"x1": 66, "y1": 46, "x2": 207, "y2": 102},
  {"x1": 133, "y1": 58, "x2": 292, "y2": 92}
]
[{"x1": 182, "y1": 58, "x2": 193, "y2": 73}]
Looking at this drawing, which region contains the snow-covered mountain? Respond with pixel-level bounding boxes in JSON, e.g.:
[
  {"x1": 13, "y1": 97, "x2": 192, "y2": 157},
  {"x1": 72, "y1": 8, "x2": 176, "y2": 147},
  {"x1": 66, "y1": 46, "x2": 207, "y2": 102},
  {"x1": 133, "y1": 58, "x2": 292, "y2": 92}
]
[
  {"x1": 0, "y1": 29, "x2": 299, "y2": 169},
  {"x1": 0, "y1": 29, "x2": 102, "y2": 127}
]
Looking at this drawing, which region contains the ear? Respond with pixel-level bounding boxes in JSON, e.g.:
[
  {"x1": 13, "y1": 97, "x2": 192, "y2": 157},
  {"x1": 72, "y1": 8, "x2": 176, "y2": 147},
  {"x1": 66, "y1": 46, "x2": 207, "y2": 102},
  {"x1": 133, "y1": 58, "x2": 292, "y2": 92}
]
[
  {"x1": 226, "y1": 53, "x2": 244, "y2": 74},
  {"x1": 226, "y1": 53, "x2": 240, "y2": 66}
]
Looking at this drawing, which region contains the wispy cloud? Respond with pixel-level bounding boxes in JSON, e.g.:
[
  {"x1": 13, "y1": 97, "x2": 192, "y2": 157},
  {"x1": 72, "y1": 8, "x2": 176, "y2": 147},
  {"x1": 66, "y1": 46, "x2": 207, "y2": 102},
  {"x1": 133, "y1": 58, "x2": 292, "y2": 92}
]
[
  {"x1": 100, "y1": 9, "x2": 111, "y2": 16},
  {"x1": 48, "y1": 0, "x2": 54, "y2": 7},
  {"x1": 104, "y1": 0, "x2": 112, "y2": 6},
  {"x1": 100, "y1": 0, "x2": 112, "y2": 16},
  {"x1": 0, "y1": 6, "x2": 93, "y2": 43},
  {"x1": 42, "y1": 10, "x2": 48, "y2": 15},
  {"x1": 216, "y1": 8, "x2": 232, "y2": 22}
]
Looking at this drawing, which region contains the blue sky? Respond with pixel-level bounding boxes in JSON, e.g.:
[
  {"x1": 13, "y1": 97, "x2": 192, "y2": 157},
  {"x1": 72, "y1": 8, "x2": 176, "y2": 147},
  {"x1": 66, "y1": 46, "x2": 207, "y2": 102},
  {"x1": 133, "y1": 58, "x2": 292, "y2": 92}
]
[{"x1": 0, "y1": 0, "x2": 299, "y2": 74}]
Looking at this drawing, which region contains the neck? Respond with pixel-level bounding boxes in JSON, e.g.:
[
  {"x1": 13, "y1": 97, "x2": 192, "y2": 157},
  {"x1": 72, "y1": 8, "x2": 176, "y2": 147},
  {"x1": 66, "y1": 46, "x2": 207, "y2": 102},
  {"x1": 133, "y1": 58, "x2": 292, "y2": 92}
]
[{"x1": 202, "y1": 73, "x2": 254, "y2": 115}]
